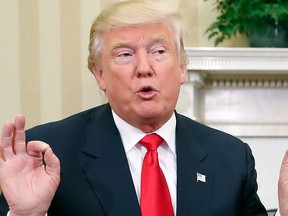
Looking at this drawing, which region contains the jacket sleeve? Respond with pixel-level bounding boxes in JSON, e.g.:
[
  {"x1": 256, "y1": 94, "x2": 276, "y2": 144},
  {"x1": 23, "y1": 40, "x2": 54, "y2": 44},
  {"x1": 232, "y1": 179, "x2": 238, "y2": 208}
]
[{"x1": 239, "y1": 143, "x2": 268, "y2": 216}]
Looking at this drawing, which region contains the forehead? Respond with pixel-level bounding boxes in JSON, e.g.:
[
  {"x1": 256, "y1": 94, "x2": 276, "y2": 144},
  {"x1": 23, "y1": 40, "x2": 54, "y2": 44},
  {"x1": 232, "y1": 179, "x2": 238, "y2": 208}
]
[{"x1": 102, "y1": 23, "x2": 175, "y2": 48}]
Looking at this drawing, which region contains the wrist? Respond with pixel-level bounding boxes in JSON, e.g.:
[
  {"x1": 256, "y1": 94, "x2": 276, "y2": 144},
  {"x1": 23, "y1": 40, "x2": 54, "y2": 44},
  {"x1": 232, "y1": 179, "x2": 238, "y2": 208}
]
[
  {"x1": 9, "y1": 213, "x2": 46, "y2": 216},
  {"x1": 9, "y1": 210, "x2": 46, "y2": 216}
]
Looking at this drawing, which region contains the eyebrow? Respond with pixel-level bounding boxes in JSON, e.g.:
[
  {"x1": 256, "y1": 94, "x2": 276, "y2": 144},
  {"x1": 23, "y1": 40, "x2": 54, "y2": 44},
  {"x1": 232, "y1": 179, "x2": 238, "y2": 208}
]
[
  {"x1": 111, "y1": 34, "x2": 170, "y2": 51},
  {"x1": 111, "y1": 42, "x2": 134, "y2": 51}
]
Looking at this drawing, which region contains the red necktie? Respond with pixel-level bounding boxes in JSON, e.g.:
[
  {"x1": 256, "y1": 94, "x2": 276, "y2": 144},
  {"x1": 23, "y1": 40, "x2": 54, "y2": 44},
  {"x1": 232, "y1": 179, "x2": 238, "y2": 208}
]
[{"x1": 139, "y1": 133, "x2": 174, "y2": 216}]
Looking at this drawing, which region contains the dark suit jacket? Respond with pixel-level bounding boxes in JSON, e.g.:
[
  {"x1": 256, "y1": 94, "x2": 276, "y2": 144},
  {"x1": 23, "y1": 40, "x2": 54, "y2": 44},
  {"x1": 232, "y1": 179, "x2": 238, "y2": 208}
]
[{"x1": 0, "y1": 103, "x2": 267, "y2": 216}]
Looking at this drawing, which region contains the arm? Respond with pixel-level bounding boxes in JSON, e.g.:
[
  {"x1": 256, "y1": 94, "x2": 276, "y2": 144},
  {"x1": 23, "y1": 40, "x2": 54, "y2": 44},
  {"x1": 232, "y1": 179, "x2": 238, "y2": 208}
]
[
  {"x1": 0, "y1": 115, "x2": 60, "y2": 216},
  {"x1": 239, "y1": 143, "x2": 267, "y2": 215}
]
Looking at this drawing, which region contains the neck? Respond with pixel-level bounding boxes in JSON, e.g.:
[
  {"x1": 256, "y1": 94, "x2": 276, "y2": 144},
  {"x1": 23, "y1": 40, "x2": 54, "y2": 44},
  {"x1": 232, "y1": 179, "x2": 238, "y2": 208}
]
[{"x1": 112, "y1": 108, "x2": 174, "y2": 133}]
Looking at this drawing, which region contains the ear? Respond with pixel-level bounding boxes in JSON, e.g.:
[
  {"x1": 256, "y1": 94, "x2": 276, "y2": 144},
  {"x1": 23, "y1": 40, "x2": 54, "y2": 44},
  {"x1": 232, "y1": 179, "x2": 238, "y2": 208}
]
[
  {"x1": 92, "y1": 66, "x2": 106, "y2": 91},
  {"x1": 179, "y1": 62, "x2": 187, "y2": 84}
]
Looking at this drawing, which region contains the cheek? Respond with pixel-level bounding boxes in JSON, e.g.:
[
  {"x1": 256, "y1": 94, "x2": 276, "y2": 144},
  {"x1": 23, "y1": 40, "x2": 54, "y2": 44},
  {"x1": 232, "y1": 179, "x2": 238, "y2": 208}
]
[
  {"x1": 105, "y1": 75, "x2": 131, "y2": 96},
  {"x1": 161, "y1": 68, "x2": 184, "y2": 95},
  {"x1": 161, "y1": 75, "x2": 181, "y2": 96},
  {"x1": 165, "y1": 64, "x2": 185, "y2": 83}
]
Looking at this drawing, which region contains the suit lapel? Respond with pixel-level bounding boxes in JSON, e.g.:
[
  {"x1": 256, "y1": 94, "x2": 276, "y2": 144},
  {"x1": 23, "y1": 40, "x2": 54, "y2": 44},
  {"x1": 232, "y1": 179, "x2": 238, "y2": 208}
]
[
  {"x1": 82, "y1": 105, "x2": 141, "y2": 216},
  {"x1": 176, "y1": 114, "x2": 214, "y2": 216}
]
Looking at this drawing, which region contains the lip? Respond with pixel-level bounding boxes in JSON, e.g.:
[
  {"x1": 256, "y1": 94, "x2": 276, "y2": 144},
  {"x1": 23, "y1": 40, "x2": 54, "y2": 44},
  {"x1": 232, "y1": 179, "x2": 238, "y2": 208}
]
[{"x1": 136, "y1": 85, "x2": 158, "y2": 99}]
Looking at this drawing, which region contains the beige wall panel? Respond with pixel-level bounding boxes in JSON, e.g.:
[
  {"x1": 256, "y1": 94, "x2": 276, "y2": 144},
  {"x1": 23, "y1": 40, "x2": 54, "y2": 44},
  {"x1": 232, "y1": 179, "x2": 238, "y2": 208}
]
[
  {"x1": 80, "y1": 0, "x2": 107, "y2": 110},
  {"x1": 196, "y1": 0, "x2": 216, "y2": 47},
  {"x1": 38, "y1": 1, "x2": 62, "y2": 124},
  {"x1": 180, "y1": 0, "x2": 199, "y2": 47},
  {"x1": 18, "y1": 0, "x2": 41, "y2": 128},
  {"x1": 60, "y1": 0, "x2": 82, "y2": 118},
  {"x1": 0, "y1": 0, "x2": 21, "y2": 125},
  {"x1": 100, "y1": 0, "x2": 179, "y2": 11}
]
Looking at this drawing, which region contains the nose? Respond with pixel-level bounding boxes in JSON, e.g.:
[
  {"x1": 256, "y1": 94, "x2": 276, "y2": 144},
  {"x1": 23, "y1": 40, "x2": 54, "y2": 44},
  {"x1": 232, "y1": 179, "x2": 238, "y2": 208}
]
[{"x1": 135, "y1": 51, "x2": 153, "y2": 78}]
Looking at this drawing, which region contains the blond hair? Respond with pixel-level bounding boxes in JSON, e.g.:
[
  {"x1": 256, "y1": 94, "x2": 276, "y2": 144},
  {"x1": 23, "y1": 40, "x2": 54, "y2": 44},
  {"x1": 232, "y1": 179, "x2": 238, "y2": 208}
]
[{"x1": 87, "y1": 0, "x2": 186, "y2": 72}]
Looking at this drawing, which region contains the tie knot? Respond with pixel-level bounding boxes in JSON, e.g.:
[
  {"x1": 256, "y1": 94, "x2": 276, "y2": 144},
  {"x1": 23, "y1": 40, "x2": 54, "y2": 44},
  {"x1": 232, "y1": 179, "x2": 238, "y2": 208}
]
[{"x1": 139, "y1": 133, "x2": 163, "y2": 151}]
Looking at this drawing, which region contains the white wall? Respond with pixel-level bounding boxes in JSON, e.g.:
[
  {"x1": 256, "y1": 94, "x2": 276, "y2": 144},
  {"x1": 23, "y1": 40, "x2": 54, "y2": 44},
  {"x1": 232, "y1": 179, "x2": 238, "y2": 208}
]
[{"x1": 244, "y1": 137, "x2": 287, "y2": 210}]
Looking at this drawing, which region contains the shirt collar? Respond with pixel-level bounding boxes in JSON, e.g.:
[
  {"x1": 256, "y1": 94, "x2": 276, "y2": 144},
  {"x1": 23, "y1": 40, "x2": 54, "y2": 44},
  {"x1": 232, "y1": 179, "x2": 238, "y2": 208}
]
[{"x1": 112, "y1": 110, "x2": 176, "y2": 154}]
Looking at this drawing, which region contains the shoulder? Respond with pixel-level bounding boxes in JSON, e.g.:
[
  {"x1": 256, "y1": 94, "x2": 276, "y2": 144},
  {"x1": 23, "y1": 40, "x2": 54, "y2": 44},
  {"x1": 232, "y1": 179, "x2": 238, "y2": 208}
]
[
  {"x1": 175, "y1": 112, "x2": 249, "y2": 153},
  {"x1": 176, "y1": 112, "x2": 240, "y2": 141},
  {"x1": 25, "y1": 103, "x2": 111, "y2": 144}
]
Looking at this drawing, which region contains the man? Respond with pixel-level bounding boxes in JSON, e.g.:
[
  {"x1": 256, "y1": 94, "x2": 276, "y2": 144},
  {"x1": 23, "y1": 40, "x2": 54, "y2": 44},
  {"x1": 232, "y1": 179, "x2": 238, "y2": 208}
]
[{"x1": 0, "y1": 0, "x2": 286, "y2": 215}]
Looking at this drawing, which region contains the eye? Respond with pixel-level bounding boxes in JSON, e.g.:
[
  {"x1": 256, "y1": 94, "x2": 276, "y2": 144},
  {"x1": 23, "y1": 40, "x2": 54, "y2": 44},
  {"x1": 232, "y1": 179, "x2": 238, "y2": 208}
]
[
  {"x1": 155, "y1": 49, "x2": 166, "y2": 55},
  {"x1": 118, "y1": 52, "x2": 132, "y2": 57},
  {"x1": 150, "y1": 47, "x2": 168, "y2": 61},
  {"x1": 152, "y1": 48, "x2": 166, "y2": 55},
  {"x1": 114, "y1": 50, "x2": 133, "y2": 64}
]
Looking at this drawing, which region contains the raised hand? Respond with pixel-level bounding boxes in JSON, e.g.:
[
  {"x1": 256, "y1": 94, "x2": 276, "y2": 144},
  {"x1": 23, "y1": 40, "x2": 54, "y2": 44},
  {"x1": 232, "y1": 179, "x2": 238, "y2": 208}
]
[
  {"x1": 0, "y1": 115, "x2": 60, "y2": 216},
  {"x1": 278, "y1": 150, "x2": 288, "y2": 216}
]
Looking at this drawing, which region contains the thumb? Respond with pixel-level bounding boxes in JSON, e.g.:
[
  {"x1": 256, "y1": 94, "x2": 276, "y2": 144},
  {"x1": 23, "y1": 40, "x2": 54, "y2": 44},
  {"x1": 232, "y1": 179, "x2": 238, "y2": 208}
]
[
  {"x1": 279, "y1": 150, "x2": 288, "y2": 183},
  {"x1": 278, "y1": 150, "x2": 288, "y2": 216},
  {"x1": 44, "y1": 147, "x2": 61, "y2": 188}
]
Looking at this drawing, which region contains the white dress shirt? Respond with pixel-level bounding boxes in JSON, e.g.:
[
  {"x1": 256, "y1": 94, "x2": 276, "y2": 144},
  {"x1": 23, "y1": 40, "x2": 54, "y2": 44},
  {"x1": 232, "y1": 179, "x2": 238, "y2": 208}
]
[{"x1": 112, "y1": 110, "x2": 177, "y2": 214}]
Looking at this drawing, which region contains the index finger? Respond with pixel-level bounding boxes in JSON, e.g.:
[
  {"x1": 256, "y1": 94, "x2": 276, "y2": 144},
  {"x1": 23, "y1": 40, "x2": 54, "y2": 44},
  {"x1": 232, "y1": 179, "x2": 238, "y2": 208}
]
[{"x1": 0, "y1": 121, "x2": 15, "y2": 161}]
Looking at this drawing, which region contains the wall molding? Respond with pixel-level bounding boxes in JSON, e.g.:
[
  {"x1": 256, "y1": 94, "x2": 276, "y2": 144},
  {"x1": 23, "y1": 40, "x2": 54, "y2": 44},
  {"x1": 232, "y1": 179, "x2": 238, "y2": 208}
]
[
  {"x1": 177, "y1": 48, "x2": 288, "y2": 137},
  {"x1": 186, "y1": 47, "x2": 288, "y2": 72},
  {"x1": 185, "y1": 47, "x2": 288, "y2": 88}
]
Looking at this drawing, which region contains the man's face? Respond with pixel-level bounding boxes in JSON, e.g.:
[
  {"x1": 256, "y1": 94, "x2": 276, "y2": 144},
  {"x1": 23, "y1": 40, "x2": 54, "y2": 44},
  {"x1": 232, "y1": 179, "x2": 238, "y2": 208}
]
[{"x1": 93, "y1": 22, "x2": 187, "y2": 132}]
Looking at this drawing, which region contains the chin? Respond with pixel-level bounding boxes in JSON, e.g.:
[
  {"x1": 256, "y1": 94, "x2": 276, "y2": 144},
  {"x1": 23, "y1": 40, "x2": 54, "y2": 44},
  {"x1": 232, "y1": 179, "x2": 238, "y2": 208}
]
[
  {"x1": 138, "y1": 105, "x2": 171, "y2": 121},
  {"x1": 138, "y1": 109, "x2": 158, "y2": 119}
]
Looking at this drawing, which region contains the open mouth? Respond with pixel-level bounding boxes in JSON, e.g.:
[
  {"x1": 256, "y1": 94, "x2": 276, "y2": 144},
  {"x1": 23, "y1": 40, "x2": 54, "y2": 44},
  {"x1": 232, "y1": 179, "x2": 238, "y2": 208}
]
[
  {"x1": 141, "y1": 86, "x2": 153, "y2": 92},
  {"x1": 137, "y1": 86, "x2": 157, "y2": 99}
]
